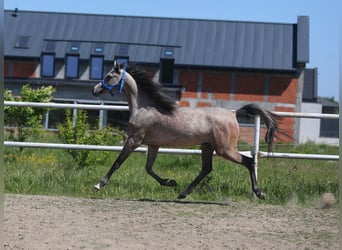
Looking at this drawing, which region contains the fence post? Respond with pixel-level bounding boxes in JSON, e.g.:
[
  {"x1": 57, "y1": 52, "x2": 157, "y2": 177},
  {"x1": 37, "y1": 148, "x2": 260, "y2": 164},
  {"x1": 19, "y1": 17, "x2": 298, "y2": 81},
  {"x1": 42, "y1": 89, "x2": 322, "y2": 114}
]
[
  {"x1": 99, "y1": 101, "x2": 104, "y2": 129},
  {"x1": 253, "y1": 115, "x2": 260, "y2": 180},
  {"x1": 72, "y1": 101, "x2": 77, "y2": 127},
  {"x1": 44, "y1": 111, "x2": 49, "y2": 130}
]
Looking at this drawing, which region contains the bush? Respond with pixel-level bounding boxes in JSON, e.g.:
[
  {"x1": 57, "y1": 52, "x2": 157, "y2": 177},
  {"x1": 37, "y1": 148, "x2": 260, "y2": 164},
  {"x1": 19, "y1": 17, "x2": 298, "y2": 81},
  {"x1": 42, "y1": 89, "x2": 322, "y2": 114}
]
[
  {"x1": 4, "y1": 84, "x2": 55, "y2": 146},
  {"x1": 57, "y1": 109, "x2": 123, "y2": 168}
]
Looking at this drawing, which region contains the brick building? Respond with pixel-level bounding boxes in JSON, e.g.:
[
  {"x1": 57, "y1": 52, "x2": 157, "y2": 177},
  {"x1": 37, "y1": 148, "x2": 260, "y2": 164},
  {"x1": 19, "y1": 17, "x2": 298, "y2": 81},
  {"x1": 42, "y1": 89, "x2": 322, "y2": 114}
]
[{"x1": 4, "y1": 10, "x2": 310, "y2": 144}]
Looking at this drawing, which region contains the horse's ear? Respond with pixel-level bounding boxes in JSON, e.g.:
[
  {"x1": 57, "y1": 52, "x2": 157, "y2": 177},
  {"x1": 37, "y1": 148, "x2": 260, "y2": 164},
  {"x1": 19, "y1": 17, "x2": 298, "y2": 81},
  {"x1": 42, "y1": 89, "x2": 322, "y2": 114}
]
[{"x1": 113, "y1": 60, "x2": 121, "y2": 73}]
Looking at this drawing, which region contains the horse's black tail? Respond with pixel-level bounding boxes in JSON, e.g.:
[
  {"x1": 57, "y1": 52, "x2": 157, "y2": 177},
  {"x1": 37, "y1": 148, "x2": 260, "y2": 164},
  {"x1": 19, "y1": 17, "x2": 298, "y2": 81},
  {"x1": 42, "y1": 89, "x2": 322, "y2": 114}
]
[{"x1": 235, "y1": 103, "x2": 287, "y2": 152}]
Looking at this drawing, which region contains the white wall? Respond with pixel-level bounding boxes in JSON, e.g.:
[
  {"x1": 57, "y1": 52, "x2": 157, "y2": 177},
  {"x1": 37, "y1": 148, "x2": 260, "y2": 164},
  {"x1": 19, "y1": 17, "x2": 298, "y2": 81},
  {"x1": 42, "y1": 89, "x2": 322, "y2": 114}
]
[
  {"x1": 299, "y1": 102, "x2": 322, "y2": 143},
  {"x1": 299, "y1": 102, "x2": 339, "y2": 145}
]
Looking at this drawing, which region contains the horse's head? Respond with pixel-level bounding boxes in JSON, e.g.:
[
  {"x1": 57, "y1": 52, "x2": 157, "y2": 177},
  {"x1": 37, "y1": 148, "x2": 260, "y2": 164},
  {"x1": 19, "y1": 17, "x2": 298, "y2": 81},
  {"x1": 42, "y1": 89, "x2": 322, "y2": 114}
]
[{"x1": 92, "y1": 60, "x2": 126, "y2": 97}]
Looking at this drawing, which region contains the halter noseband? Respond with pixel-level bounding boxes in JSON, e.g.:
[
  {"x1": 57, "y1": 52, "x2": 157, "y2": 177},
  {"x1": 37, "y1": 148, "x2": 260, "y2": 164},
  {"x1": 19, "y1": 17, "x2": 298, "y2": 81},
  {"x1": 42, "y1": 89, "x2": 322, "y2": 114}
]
[{"x1": 100, "y1": 64, "x2": 127, "y2": 96}]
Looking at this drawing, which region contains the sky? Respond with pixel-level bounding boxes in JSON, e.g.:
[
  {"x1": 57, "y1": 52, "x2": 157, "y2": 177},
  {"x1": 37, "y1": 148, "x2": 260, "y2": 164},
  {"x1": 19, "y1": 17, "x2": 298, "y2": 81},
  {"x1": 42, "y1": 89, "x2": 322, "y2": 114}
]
[{"x1": 4, "y1": 0, "x2": 341, "y2": 101}]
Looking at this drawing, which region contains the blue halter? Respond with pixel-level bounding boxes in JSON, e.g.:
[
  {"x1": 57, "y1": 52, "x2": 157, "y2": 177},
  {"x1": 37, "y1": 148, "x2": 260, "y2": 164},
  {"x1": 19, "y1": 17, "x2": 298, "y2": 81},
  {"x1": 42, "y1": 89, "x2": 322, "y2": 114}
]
[{"x1": 100, "y1": 64, "x2": 127, "y2": 96}]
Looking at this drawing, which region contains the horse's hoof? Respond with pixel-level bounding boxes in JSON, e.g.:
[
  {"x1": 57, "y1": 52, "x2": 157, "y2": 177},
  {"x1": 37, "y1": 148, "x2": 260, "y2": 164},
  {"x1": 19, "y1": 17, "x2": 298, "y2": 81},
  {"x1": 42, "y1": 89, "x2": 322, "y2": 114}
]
[
  {"x1": 165, "y1": 179, "x2": 177, "y2": 187},
  {"x1": 93, "y1": 183, "x2": 101, "y2": 192},
  {"x1": 255, "y1": 190, "x2": 266, "y2": 200},
  {"x1": 178, "y1": 193, "x2": 187, "y2": 199}
]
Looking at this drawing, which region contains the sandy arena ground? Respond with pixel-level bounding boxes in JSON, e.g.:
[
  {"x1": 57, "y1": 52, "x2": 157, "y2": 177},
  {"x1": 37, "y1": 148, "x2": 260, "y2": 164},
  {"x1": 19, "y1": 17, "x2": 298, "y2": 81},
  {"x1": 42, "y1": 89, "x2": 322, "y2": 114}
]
[{"x1": 4, "y1": 194, "x2": 338, "y2": 249}]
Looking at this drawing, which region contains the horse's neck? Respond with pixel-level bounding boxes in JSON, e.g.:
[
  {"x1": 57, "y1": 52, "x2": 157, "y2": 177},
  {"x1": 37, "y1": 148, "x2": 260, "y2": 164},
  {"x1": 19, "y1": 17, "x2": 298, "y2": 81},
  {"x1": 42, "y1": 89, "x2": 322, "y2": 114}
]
[
  {"x1": 122, "y1": 74, "x2": 138, "y2": 114},
  {"x1": 126, "y1": 96, "x2": 137, "y2": 114}
]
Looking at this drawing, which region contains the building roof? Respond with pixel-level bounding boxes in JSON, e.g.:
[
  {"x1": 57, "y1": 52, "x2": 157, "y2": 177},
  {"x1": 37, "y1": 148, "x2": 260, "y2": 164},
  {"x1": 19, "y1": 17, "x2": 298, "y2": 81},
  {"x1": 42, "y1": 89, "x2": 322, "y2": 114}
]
[{"x1": 5, "y1": 10, "x2": 309, "y2": 71}]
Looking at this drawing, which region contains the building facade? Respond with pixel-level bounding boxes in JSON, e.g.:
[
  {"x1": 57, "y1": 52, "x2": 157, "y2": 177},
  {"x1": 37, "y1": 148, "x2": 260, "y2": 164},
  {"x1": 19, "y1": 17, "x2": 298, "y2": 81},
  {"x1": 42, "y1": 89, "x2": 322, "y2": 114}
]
[{"x1": 5, "y1": 10, "x2": 311, "y2": 144}]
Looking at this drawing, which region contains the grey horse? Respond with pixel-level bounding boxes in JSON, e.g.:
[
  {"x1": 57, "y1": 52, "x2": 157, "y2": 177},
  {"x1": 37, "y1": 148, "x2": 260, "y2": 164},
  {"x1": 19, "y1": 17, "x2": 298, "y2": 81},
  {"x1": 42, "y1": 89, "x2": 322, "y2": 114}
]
[{"x1": 92, "y1": 61, "x2": 281, "y2": 199}]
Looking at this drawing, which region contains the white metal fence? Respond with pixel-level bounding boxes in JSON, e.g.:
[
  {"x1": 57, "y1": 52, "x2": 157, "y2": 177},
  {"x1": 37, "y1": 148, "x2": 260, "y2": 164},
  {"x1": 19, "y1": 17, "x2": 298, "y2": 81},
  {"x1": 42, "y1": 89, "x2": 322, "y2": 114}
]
[{"x1": 4, "y1": 101, "x2": 339, "y2": 164}]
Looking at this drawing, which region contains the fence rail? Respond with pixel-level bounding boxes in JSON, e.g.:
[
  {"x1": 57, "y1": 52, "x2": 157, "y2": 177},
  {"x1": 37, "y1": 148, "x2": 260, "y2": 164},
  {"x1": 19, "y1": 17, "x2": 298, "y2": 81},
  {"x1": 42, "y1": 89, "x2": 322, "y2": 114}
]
[
  {"x1": 4, "y1": 141, "x2": 251, "y2": 156},
  {"x1": 4, "y1": 101, "x2": 339, "y2": 163},
  {"x1": 4, "y1": 101, "x2": 339, "y2": 119},
  {"x1": 4, "y1": 101, "x2": 130, "y2": 111},
  {"x1": 4, "y1": 141, "x2": 338, "y2": 161}
]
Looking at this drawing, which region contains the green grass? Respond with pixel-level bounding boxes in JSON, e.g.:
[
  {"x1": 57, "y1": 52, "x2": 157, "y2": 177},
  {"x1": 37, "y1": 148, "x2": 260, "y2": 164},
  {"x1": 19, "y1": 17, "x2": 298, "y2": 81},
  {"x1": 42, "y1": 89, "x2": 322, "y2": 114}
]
[{"x1": 4, "y1": 132, "x2": 339, "y2": 206}]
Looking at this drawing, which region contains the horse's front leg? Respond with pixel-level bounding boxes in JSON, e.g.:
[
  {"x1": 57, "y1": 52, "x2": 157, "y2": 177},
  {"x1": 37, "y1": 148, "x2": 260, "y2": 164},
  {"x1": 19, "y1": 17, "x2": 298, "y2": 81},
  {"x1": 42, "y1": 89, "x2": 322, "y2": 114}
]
[
  {"x1": 145, "y1": 145, "x2": 177, "y2": 187},
  {"x1": 93, "y1": 134, "x2": 142, "y2": 191}
]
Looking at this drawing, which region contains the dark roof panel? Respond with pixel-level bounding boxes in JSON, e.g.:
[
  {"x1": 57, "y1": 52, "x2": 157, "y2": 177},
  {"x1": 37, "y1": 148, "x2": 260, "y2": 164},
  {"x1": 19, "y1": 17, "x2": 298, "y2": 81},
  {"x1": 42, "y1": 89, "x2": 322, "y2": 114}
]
[
  {"x1": 303, "y1": 68, "x2": 318, "y2": 101},
  {"x1": 297, "y1": 16, "x2": 310, "y2": 63},
  {"x1": 5, "y1": 10, "x2": 308, "y2": 71}
]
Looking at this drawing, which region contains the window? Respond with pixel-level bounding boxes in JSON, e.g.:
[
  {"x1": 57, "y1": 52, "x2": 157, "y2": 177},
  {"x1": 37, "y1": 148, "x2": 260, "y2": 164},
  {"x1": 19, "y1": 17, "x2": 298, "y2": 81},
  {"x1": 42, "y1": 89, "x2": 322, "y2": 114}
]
[
  {"x1": 159, "y1": 58, "x2": 174, "y2": 84},
  {"x1": 46, "y1": 100, "x2": 74, "y2": 129},
  {"x1": 320, "y1": 119, "x2": 339, "y2": 138},
  {"x1": 115, "y1": 56, "x2": 129, "y2": 66},
  {"x1": 114, "y1": 45, "x2": 129, "y2": 66},
  {"x1": 161, "y1": 48, "x2": 174, "y2": 58},
  {"x1": 15, "y1": 35, "x2": 30, "y2": 48},
  {"x1": 93, "y1": 43, "x2": 104, "y2": 54},
  {"x1": 90, "y1": 56, "x2": 104, "y2": 79},
  {"x1": 160, "y1": 47, "x2": 175, "y2": 84},
  {"x1": 41, "y1": 53, "x2": 55, "y2": 77},
  {"x1": 65, "y1": 55, "x2": 79, "y2": 78},
  {"x1": 69, "y1": 42, "x2": 80, "y2": 53}
]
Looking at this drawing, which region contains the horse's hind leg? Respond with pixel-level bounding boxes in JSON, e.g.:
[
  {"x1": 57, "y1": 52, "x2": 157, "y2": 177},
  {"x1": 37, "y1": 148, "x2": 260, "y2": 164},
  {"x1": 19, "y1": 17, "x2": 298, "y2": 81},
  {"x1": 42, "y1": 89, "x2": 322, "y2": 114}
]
[
  {"x1": 221, "y1": 149, "x2": 265, "y2": 199},
  {"x1": 178, "y1": 143, "x2": 214, "y2": 199},
  {"x1": 145, "y1": 145, "x2": 177, "y2": 187},
  {"x1": 242, "y1": 154, "x2": 265, "y2": 199}
]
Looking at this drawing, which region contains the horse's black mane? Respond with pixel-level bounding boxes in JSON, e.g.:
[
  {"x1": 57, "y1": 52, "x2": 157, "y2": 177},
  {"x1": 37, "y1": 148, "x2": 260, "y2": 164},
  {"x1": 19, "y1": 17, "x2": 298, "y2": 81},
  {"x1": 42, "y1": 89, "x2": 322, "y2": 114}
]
[{"x1": 125, "y1": 63, "x2": 177, "y2": 111}]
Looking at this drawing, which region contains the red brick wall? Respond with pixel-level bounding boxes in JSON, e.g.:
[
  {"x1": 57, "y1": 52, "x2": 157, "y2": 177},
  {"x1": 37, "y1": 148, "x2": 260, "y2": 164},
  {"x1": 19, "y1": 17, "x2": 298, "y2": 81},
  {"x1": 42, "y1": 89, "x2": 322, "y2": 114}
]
[
  {"x1": 239, "y1": 126, "x2": 267, "y2": 144},
  {"x1": 274, "y1": 106, "x2": 295, "y2": 143},
  {"x1": 178, "y1": 70, "x2": 298, "y2": 106},
  {"x1": 178, "y1": 69, "x2": 299, "y2": 144},
  {"x1": 234, "y1": 74, "x2": 265, "y2": 101},
  {"x1": 269, "y1": 77, "x2": 298, "y2": 104},
  {"x1": 178, "y1": 101, "x2": 190, "y2": 107},
  {"x1": 4, "y1": 62, "x2": 9, "y2": 77},
  {"x1": 202, "y1": 71, "x2": 231, "y2": 100},
  {"x1": 196, "y1": 102, "x2": 212, "y2": 107},
  {"x1": 12, "y1": 62, "x2": 36, "y2": 78},
  {"x1": 179, "y1": 70, "x2": 199, "y2": 99}
]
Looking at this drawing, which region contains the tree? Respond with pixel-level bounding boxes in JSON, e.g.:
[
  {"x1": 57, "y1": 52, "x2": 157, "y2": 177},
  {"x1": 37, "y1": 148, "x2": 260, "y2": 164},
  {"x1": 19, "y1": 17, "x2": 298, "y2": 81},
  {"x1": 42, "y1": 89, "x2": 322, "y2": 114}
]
[
  {"x1": 322, "y1": 96, "x2": 339, "y2": 105},
  {"x1": 4, "y1": 84, "x2": 55, "y2": 145}
]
